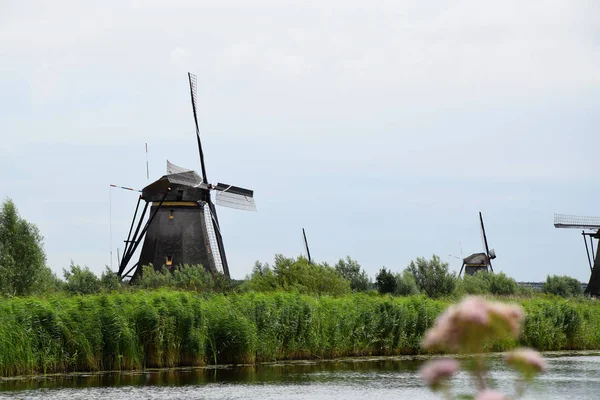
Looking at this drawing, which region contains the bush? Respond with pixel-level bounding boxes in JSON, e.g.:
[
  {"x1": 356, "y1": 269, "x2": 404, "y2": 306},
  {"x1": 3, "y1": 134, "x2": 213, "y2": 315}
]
[
  {"x1": 100, "y1": 266, "x2": 122, "y2": 292},
  {"x1": 456, "y1": 271, "x2": 518, "y2": 296},
  {"x1": 543, "y1": 275, "x2": 584, "y2": 298},
  {"x1": 406, "y1": 255, "x2": 456, "y2": 298},
  {"x1": 487, "y1": 272, "x2": 518, "y2": 295},
  {"x1": 63, "y1": 262, "x2": 102, "y2": 295},
  {"x1": 375, "y1": 267, "x2": 396, "y2": 294},
  {"x1": 394, "y1": 270, "x2": 419, "y2": 296},
  {"x1": 243, "y1": 254, "x2": 351, "y2": 296},
  {"x1": 136, "y1": 264, "x2": 229, "y2": 293},
  {"x1": 334, "y1": 256, "x2": 371, "y2": 292}
]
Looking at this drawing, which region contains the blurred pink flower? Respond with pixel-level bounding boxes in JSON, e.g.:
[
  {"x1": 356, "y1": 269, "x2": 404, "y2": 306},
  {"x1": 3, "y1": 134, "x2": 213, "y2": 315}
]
[
  {"x1": 505, "y1": 347, "x2": 547, "y2": 378},
  {"x1": 419, "y1": 358, "x2": 460, "y2": 389},
  {"x1": 421, "y1": 296, "x2": 524, "y2": 353},
  {"x1": 475, "y1": 390, "x2": 510, "y2": 400}
]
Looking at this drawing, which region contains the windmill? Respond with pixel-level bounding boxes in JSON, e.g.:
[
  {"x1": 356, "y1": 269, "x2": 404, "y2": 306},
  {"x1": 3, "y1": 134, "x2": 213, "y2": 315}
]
[
  {"x1": 458, "y1": 212, "x2": 497, "y2": 277},
  {"x1": 115, "y1": 72, "x2": 257, "y2": 281},
  {"x1": 553, "y1": 213, "x2": 600, "y2": 296}
]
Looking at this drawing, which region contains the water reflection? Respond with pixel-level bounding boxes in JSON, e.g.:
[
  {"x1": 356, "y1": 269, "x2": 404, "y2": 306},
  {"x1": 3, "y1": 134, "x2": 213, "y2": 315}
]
[{"x1": 0, "y1": 352, "x2": 598, "y2": 399}]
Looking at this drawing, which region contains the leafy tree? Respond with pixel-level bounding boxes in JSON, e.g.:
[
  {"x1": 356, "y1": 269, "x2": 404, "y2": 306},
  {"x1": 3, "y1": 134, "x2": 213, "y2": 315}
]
[
  {"x1": 63, "y1": 262, "x2": 102, "y2": 295},
  {"x1": 406, "y1": 255, "x2": 456, "y2": 298},
  {"x1": 543, "y1": 275, "x2": 584, "y2": 298},
  {"x1": 32, "y1": 265, "x2": 63, "y2": 294},
  {"x1": 394, "y1": 270, "x2": 419, "y2": 296},
  {"x1": 334, "y1": 256, "x2": 371, "y2": 292},
  {"x1": 456, "y1": 271, "x2": 518, "y2": 296},
  {"x1": 100, "y1": 266, "x2": 122, "y2": 292},
  {"x1": 487, "y1": 272, "x2": 518, "y2": 295},
  {"x1": 375, "y1": 267, "x2": 397, "y2": 294},
  {"x1": 0, "y1": 198, "x2": 48, "y2": 296},
  {"x1": 243, "y1": 254, "x2": 351, "y2": 296}
]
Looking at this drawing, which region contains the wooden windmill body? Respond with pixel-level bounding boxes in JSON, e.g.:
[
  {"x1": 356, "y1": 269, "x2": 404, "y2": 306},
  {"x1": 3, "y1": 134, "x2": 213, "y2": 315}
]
[
  {"x1": 115, "y1": 73, "x2": 256, "y2": 281},
  {"x1": 458, "y1": 212, "x2": 497, "y2": 277}
]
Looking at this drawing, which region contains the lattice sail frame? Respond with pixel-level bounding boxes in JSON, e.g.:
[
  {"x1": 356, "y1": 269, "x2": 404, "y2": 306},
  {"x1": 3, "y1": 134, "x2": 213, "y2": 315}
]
[
  {"x1": 554, "y1": 214, "x2": 600, "y2": 230},
  {"x1": 202, "y1": 203, "x2": 224, "y2": 273}
]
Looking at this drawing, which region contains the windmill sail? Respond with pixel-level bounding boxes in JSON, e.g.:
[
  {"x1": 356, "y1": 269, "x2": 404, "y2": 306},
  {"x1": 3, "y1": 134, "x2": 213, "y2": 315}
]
[
  {"x1": 167, "y1": 160, "x2": 194, "y2": 176},
  {"x1": 214, "y1": 183, "x2": 256, "y2": 211}
]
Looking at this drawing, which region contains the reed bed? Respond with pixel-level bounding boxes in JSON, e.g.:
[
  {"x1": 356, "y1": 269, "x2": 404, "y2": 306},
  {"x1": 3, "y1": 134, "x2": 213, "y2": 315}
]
[{"x1": 0, "y1": 290, "x2": 598, "y2": 376}]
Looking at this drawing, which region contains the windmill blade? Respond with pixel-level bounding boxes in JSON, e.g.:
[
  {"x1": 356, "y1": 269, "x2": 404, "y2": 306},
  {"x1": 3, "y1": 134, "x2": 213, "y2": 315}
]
[
  {"x1": 302, "y1": 228, "x2": 312, "y2": 263},
  {"x1": 166, "y1": 160, "x2": 194, "y2": 176},
  {"x1": 206, "y1": 201, "x2": 230, "y2": 278},
  {"x1": 479, "y1": 212, "x2": 494, "y2": 271},
  {"x1": 188, "y1": 72, "x2": 208, "y2": 183},
  {"x1": 214, "y1": 183, "x2": 257, "y2": 211}
]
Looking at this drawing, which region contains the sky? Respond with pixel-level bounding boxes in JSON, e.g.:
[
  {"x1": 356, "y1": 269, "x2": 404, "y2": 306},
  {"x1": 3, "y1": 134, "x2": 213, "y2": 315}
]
[{"x1": 1, "y1": 0, "x2": 600, "y2": 282}]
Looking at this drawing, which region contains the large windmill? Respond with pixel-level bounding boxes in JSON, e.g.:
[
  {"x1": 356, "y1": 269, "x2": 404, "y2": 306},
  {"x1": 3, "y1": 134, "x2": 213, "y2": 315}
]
[
  {"x1": 115, "y1": 72, "x2": 256, "y2": 281},
  {"x1": 458, "y1": 212, "x2": 497, "y2": 277},
  {"x1": 553, "y1": 213, "x2": 600, "y2": 296}
]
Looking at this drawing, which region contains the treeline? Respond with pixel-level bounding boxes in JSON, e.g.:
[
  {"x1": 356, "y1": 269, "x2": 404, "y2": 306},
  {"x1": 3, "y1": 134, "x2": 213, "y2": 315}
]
[
  {"x1": 1, "y1": 290, "x2": 599, "y2": 376},
  {"x1": 0, "y1": 198, "x2": 587, "y2": 300}
]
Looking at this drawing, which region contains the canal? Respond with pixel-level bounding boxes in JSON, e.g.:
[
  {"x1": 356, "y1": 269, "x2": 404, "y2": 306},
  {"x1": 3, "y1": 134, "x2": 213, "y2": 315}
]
[{"x1": 0, "y1": 351, "x2": 598, "y2": 399}]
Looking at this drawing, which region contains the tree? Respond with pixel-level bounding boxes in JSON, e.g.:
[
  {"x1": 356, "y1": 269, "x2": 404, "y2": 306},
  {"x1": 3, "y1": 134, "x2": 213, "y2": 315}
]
[
  {"x1": 394, "y1": 270, "x2": 419, "y2": 296},
  {"x1": 0, "y1": 198, "x2": 48, "y2": 296},
  {"x1": 334, "y1": 256, "x2": 371, "y2": 292},
  {"x1": 243, "y1": 254, "x2": 351, "y2": 296},
  {"x1": 406, "y1": 255, "x2": 456, "y2": 298},
  {"x1": 543, "y1": 275, "x2": 583, "y2": 298},
  {"x1": 375, "y1": 267, "x2": 397, "y2": 294},
  {"x1": 63, "y1": 262, "x2": 102, "y2": 295}
]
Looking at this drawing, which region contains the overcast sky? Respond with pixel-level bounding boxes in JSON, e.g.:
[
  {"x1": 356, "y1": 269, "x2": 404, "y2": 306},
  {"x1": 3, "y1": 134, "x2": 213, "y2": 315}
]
[{"x1": 1, "y1": 0, "x2": 600, "y2": 282}]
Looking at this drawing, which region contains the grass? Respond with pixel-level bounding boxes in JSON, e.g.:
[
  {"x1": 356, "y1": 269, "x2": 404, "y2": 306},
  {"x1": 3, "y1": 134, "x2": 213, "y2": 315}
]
[{"x1": 0, "y1": 290, "x2": 599, "y2": 376}]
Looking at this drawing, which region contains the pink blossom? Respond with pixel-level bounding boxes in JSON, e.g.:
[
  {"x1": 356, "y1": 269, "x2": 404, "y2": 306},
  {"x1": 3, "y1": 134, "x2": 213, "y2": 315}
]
[
  {"x1": 505, "y1": 347, "x2": 547, "y2": 377},
  {"x1": 421, "y1": 296, "x2": 525, "y2": 353},
  {"x1": 475, "y1": 390, "x2": 510, "y2": 400},
  {"x1": 419, "y1": 358, "x2": 460, "y2": 388}
]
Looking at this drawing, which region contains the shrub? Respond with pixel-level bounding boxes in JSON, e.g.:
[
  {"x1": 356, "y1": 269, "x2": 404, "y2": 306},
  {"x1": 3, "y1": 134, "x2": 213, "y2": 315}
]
[
  {"x1": 100, "y1": 266, "x2": 122, "y2": 292},
  {"x1": 334, "y1": 256, "x2": 371, "y2": 292},
  {"x1": 375, "y1": 267, "x2": 396, "y2": 294},
  {"x1": 243, "y1": 254, "x2": 350, "y2": 296},
  {"x1": 136, "y1": 264, "x2": 229, "y2": 293},
  {"x1": 543, "y1": 275, "x2": 584, "y2": 298},
  {"x1": 63, "y1": 262, "x2": 102, "y2": 295},
  {"x1": 487, "y1": 272, "x2": 518, "y2": 295},
  {"x1": 406, "y1": 255, "x2": 456, "y2": 298},
  {"x1": 455, "y1": 271, "x2": 518, "y2": 296},
  {"x1": 394, "y1": 270, "x2": 419, "y2": 296}
]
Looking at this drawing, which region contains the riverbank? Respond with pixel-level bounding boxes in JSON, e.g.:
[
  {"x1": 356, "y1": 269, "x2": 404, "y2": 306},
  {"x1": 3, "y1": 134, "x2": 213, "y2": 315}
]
[{"x1": 0, "y1": 290, "x2": 598, "y2": 376}]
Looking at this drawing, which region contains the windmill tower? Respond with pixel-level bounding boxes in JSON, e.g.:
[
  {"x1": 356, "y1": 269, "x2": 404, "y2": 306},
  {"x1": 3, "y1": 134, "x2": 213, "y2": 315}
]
[
  {"x1": 458, "y1": 212, "x2": 497, "y2": 277},
  {"x1": 115, "y1": 72, "x2": 257, "y2": 281},
  {"x1": 553, "y1": 213, "x2": 600, "y2": 296}
]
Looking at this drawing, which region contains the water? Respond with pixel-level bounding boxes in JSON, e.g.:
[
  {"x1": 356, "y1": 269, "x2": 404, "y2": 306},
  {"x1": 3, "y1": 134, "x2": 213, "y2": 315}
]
[{"x1": 1, "y1": 352, "x2": 599, "y2": 399}]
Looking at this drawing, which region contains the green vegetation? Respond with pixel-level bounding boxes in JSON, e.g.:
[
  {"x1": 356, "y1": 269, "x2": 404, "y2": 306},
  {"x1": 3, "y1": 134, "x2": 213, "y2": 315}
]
[
  {"x1": 406, "y1": 255, "x2": 456, "y2": 298},
  {"x1": 1, "y1": 197, "x2": 597, "y2": 377},
  {"x1": 1, "y1": 290, "x2": 600, "y2": 376},
  {"x1": 455, "y1": 271, "x2": 520, "y2": 296},
  {"x1": 0, "y1": 199, "x2": 59, "y2": 296},
  {"x1": 242, "y1": 254, "x2": 351, "y2": 296},
  {"x1": 543, "y1": 275, "x2": 584, "y2": 298}
]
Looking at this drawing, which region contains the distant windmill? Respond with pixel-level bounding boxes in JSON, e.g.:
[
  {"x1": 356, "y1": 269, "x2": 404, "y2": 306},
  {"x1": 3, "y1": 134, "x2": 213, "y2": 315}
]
[
  {"x1": 458, "y1": 212, "x2": 497, "y2": 277},
  {"x1": 553, "y1": 213, "x2": 600, "y2": 296},
  {"x1": 115, "y1": 72, "x2": 257, "y2": 281}
]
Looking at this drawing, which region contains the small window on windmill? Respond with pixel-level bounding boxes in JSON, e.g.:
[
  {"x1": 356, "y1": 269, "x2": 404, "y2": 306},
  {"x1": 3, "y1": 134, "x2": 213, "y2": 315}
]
[
  {"x1": 165, "y1": 255, "x2": 173, "y2": 267},
  {"x1": 169, "y1": 210, "x2": 174, "y2": 220},
  {"x1": 176, "y1": 189, "x2": 184, "y2": 201}
]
